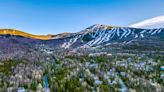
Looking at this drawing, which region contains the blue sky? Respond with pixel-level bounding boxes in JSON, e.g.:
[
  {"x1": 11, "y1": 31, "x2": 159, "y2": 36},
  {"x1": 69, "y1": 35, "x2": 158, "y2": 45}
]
[{"x1": 0, "y1": 0, "x2": 164, "y2": 35}]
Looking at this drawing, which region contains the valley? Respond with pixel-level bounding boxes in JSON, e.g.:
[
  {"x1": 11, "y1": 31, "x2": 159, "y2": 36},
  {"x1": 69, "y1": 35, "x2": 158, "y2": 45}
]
[{"x1": 0, "y1": 24, "x2": 164, "y2": 92}]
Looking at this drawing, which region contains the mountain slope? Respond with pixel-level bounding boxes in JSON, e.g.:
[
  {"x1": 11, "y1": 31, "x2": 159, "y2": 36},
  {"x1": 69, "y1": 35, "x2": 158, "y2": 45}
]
[
  {"x1": 60, "y1": 24, "x2": 164, "y2": 50},
  {"x1": 0, "y1": 29, "x2": 72, "y2": 40},
  {"x1": 0, "y1": 24, "x2": 163, "y2": 57},
  {"x1": 0, "y1": 29, "x2": 52, "y2": 40}
]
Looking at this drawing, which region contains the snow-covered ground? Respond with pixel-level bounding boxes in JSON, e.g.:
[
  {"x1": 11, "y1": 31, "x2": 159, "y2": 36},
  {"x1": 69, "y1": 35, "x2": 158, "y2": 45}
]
[{"x1": 61, "y1": 24, "x2": 163, "y2": 49}]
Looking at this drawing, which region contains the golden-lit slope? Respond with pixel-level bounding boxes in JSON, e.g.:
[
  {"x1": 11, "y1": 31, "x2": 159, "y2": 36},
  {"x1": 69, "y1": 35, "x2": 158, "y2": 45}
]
[{"x1": 0, "y1": 29, "x2": 52, "y2": 40}]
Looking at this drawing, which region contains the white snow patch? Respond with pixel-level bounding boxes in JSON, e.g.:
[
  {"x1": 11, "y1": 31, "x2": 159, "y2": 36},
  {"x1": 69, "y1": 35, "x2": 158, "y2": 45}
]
[{"x1": 130, "y1": 15, "x2": 164, "y2": 29}]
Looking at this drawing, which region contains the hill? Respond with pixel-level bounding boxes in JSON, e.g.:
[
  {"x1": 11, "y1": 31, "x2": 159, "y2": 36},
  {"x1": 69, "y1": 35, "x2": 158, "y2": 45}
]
[{"x1": 0, "y1": 29, "x2": 52, "y2": 40}]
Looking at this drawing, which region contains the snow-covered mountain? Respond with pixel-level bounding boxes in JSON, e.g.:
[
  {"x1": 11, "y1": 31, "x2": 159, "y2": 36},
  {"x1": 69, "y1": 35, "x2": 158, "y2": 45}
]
[
  {"x1": 0, "y1": 24, "x2": 163, "y2": 54},
  {"x1": 60, "y1": 24, "x2": 164, "y2": 50},
  {"x1": 130, "y1": 15, "x2": 164, "y2": 29}
]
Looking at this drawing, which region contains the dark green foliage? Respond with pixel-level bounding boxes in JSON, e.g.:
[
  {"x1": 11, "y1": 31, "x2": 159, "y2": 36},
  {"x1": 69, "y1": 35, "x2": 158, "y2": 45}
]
[
  {"x1": 82, "y1": 34, "x2": 94, "y2": 41},
  {"x1": 30, "y1": 81, "x2": 37, "y2": 90},
  {"x1": 0, "y1": 60, "x2": 26, "y2": 75}
]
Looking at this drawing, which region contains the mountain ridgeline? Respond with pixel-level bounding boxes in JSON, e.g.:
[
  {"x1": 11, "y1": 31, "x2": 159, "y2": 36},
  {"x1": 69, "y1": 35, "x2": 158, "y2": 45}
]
[
  {"x1": 0, "y1": 24, "x2": 163, "y2": 60},
  {"x1": 0, "y1": 29, "x2": 53, "y2": 40},
  {"x1": 60, "y1": 24, "x2": 164, "y2": 50}
]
